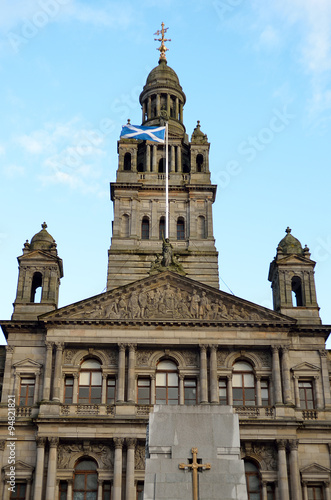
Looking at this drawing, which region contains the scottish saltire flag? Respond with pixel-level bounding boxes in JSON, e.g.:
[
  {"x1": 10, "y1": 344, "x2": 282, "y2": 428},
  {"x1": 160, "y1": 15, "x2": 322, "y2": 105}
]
[{"x1": 120, "y1": 124, "x2": 166, "y2": 143}]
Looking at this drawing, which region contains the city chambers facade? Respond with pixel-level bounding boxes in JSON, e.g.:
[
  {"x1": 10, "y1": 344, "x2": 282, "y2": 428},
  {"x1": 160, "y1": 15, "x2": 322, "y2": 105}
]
[{"x1": 0, "y1": 30, "x2": 331, "y2": 500}]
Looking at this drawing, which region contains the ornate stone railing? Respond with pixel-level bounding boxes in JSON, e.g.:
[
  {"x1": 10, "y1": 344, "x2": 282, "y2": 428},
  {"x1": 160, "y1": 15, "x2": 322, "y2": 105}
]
[
  {"x1": 76, "y1": 404, "x2": 99, "y2": 415},
  {"x1": 302, "y1": 409, "x2": 318, "y2": 420},
  {"x1": 234, "y1": 406, "x2": 274, "y2": 418},
  {"x1": 106, "y1": 405, "x2": 115, "y2": 416},
  {"x1": 136, "y1": 405, "x2": 154, "y2": 416},
  {"x1": 16, "y1": 406, "x2": 32, "y2": 417}
]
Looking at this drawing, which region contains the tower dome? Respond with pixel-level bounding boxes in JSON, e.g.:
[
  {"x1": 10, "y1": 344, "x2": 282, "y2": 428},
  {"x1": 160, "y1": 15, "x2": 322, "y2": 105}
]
[
  {"x1": 30, "y1": 222, "x2": 56, "y2": 251},
  {"x1": 277, "y1": 227, "x2": 303, "y2": 255}
]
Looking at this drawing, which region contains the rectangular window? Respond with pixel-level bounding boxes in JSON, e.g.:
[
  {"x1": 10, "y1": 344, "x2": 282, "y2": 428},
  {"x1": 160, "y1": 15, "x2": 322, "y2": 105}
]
[
  {"x1": 184, "y1": 379, "x2": 197, "y2": 405},
  {"x1": 59, "y1": 481, "x2": 68, "y2": 500},
  {"x1": 299, "y1": 381, "x2": 315, "y2": 409},
  {"x1": 261, "y1": 380, "x2": 270, "y2": 406},
  {"x1": 136, "y1": 481, "x2": 144, "y2": 500},
  {"x1": 10, "y1": 483, "x2": 26, "y2": 499},
  {"x1": 107, "y1": 378, "x2": 116, "y2": 404},
  {"x1": 219, "y1": 379, "x2": 227, "y2": 405},
  {"x1": 137, "y1": 378, "x2": 151, "y2": 405},
  {"x1": 308, "y1": 485, "x2": 324, "y2": 500},
  {"x1": 19, "y1": 378, "x2": 35, "y2": 406},
  {"x1": 103, "y1": 481, "x2": 111, "y2": 500},
  {"x1": 64, "y1": 377, "x2": 74, "y2": 404},
  {"x1": 267, "y1": 483, "x2": 275, "y2": 500}
]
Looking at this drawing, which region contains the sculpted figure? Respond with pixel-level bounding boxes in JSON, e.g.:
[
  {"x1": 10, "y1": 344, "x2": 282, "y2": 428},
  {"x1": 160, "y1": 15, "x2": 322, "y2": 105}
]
[
  {"x1": 190, "y1": 289, "x2": 200, "y2": 318},
  {"x1": 199, "y1": 291, "x2": 210, "y2": 318},
  {"x1": 164, "y1": 284, "x2": 175, "y2": 310},
  {"x1": 129, "y1": 291, "x2": 140, "y2": 318},
  {"x1": 162, "y1": 237, "x2": 173, "y2": 267}
]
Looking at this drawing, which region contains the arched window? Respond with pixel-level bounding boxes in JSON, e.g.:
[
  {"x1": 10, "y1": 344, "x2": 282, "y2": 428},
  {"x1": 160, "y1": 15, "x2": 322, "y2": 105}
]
[
  {"x1": 121, "y1": 214, "x2": 130, "y2": 238},
  {"x1": 78, "y1": 359, "x2": 102, "y2": 404},
  {"x1": 158, "y1": 158, "x2": 165, "y2": 173},
  {"x1": 73, "y1": 459, "x2": 98, "y2": 500},
  {"x1": 137, "y1": 162, "x2": 144, "y2": 172},
  {"x1": 245, "y1": 461, "x2": 261, "y2": 500},
  {"x1": 232, "y1": 361, "x2": 255, "y2": 406},
  {"x1": 291, "y1": 276, "x2": 303, "y2": 306},
  {"x1": 124, "y1": 153, "x2": 131, "y2": 171},
  {"x1": 156, "y1": 360, "x2": 179, "y2": 404},
  {"x1": 30, "y1": 272, "x2": 42, "y2": 303},
  {"x1": 197, "y1": 216, "x2": 206, "y2": 239},
  {"x1": 177, "y1": 217, "x2": 185, "y2": 240},
  {"x1": 159, "y1": 216, "x2": 165, "y2": 240},
  {"x1": 196, "y1": 154, "x2": 204, "y2": 172},
  {"x1": 141, "y1": 217, "x2": 150, "y2": 240}
]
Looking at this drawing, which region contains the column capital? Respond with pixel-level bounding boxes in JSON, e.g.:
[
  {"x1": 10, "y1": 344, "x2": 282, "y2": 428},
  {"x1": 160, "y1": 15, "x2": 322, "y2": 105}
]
[
  {"x1": 0, "y1": 440, "x2": 5, "y2": 451},
  {"x1": 128, "y1": 344, "x2": 137, "y2": 352},
  {"x1": 118, "y1": 344, "x2": 126, "y2": 352},
  {"x1": 293, "y1": 374, "x2": 299, "y2": 380},
  {"x1": 150, "y1": 374, "x2": 156, "y2": 380},
  {"x1": 256, "y1": 375, "x2": 262, "y2": 381},
  {"x1": 226, "y1": 374, "x2": 232, "y2": 381},
  {"x1": 179, "y1": 374, "x2": 185, "y2": 381},
  {"x1": 6, "y1": 345, "x2": 14, "y2": 355},
  {"x1": 126, "y1": 438, "x2": 137, "y2": 449},
  {"x1": 67, "y1": 479, "x2": 73, "y2": 486},
  {"x1": 98, "y1": 479, "x2": 103, "y2": 486},
  {"x1": 209, "y1": 345, "x2": 217, "y2": 352},
  {"x1": 55, "y1": 342, "x2": 64, "y2": 351},
  {"x1": 277, "y1": 439, "x2": 287, "y2": 450},
  {"x1": 113, "y1": 437, "x2": 124, "y2": 449},
  {"x1": 288, "y1": 439, "x2": 299, "y2": 451},
  {"x1": 281, "y1": 346, "x2": 289, "y2": 353},
  {"x1": 272, "y1": 346, "x2": 280, "y2": 353},
  {"x1": 49, "y1": 437, "x2": 59, "y2": 448},
  {"x1": 36, "y1": 436, "x2": 46, "y2": 448},
  {"x1": 102, "y1": 373, "x2": 108, "y2": 380},
  {"x1": 73, "y1": 372, "x2": 79, "y2": 379},
  {"x1": 319, "y1": 349, "x2": 328, "y2": 358},
  {"x1": 199, "y1": 344, "x2": 207, "y2": 353},
  {"x1": 45, "y1": 341, "x2": 54, "y2": 350}
]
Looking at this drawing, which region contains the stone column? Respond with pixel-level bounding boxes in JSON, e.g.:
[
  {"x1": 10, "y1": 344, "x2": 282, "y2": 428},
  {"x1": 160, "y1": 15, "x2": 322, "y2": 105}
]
[
  {"x1": 176, "y1": 145, "x2": 181, "y2": 173},
  {"x1": 277, "y1": 440, "x2": 289, "y2": 500},
  {"x1": 97, "y1": 479, "x2": 103, "y2": 500},
  {"x1": 302, "y1": 482, "x2": 308, "y2": 500},
  {"x1": 126, "y1": 438, "x2": 137, "y2": 500},
  {"x1": 262, "y1": 480, "x2": 268, "y2": 500},
  {"x1": 146, "y1": 144, "x2": 150, "y2": 172},
  {"x1": 289, "y1": 440, "x2": 302, "y2": 500},
  {"x1": 156, "y1": 94, "x2": 160, "y2": 116},
  {"x1": 152, "y1": 145, "x2": 157, "y2": 172},
  {"x1": 325, "y1": 482, "x2": 331, "y2": 500},
  {"x1": 272, "y1": 347, "x2": 283, "y2": 405},
  {"x1": 113, "y1": 438, "x2": 124, "y2": 500},
  {"x1": 101, "y1": 374, "x2": 107, "y2": 405},
  {"x1": 46, "y1": 437, "x2": 59, "y2": 499},
  {"x1": 293, "y1": 375, "x2": 301, "y2": 407},
  {"x1": 1, "y1": 345, "x2": 14, "y2": 402},
  {"x1": 33, "y1": 370, "x2": 41, "y2": 404},
  {"x1": 209, "y1": 345, "x2": 218, "y2": 404},
  {"x1": 179, "y1": 103, "x2": 183, "y2": 122},
  {"x1": 42, "y1": 342, "x2": 53, "y2": 400},
  {"x1": 319, "y1": 349, "x2": 331, "y2": 407},
  {"x1": 127, "y1": 344, "x2": 137, "y2": 404},
  {"x1": 3, "y1": 480, "x2": 10, "y2": 500},
  {"x1": 33, "y1": 436, "x2": 46, "y2": 500},
  {"x1": 179, "y1": 375, "x2": 184, "y2": 405},
  {"x1": 175, "y1": 98, "x2": 179, "y2": 120},
  {"x1": 281, "y1": 347, "x2": 292, "y2": 404},
  {"x1": 26, "y1": 479, "x2": 32, "y2": 500},
  {"x1": 147, "y1": 97, "x2": 151, "y2": 119},
  {"x1": 67, "y1": 479, "x2": 73, "y2": 500},
  {"x1": 256, "y1": 376, "x2": 262, "y2": 406},
  {"x1": 150, "y1": 374, "x2": 156, "y2": 405},
  {"x1": 117, "y1": 344, "x2": 126, "y2": 403},
  {"x1": 171, "y1": 146, "x2": 175, "y2": 172},
  {"x1": 227, "y1": 375, "x2": 233, "y2": 405},
  {"x1": 199, "y1": 345, "x2": 208, "y2": 404},
  {"x1": 73, "y1": 373, "x2": 79, "y2": 404},
  {"x1": 52, "y1": 342, "x2": 64, "y2": 401},
  {"x1": 166, "y1": 94, "x2": 170, "y2": 116},
  {"x1": 314, "y1": 375, "x2": 323, "y2": 410}
]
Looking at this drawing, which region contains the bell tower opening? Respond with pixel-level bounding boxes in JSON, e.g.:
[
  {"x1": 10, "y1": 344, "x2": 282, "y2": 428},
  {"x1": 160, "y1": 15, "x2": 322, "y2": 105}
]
[
  {"x1": 291, "y1": 276, "x2": 303, "y2": 307},
  {"x1": 30, "y1": 272, "x2": 43, "y2": 303}
]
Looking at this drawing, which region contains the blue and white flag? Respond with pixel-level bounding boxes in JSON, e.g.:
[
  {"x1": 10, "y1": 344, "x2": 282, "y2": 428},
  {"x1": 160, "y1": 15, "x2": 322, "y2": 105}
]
[{"x1": 120, "y1": 124, "x2": 166, "y2": 143}]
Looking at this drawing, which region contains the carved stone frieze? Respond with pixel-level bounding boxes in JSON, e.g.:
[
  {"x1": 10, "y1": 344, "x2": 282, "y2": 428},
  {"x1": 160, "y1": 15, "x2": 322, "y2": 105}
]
[
  {"x1": 217, "y1": 350, "x2": 229, "y2": 366},
  {"x1": 251, "y1": 443, "x2": 277, "y2": 471},
  {"x1": 136, "y1": 350, "x2": 153, "y2": 367},
  {"x1": 135, "y1": 444, "x2": 146, "y2": 470},
  {"x1": 182, "y1": 350, "x2": 198, "y2": 367},
  {"x1": 57, "y1": 443, "x2": 113, "y2": 469},
  {"x1": 64, "y1": 349, "x2": 79, "y2": 364},
  {"x1": 258, "y1": 351, "x2": 272, "y2": 368}
]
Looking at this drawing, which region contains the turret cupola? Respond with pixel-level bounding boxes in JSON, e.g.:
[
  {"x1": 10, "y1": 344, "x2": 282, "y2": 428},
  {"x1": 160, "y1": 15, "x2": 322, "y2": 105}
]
[
  {"x1": 268, "y1": 227, "x2": 320, "y2": 324},
  {"x1": 12, "y1": 223, "x2": 63, "y2": 320}
]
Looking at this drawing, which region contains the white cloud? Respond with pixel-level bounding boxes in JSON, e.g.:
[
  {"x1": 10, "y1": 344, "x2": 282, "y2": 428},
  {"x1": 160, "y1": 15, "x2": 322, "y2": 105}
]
[
  {"x1": 259, "y1": 25, "x2": 280, "y2": 49},
  {"x1": 0, "y1": 144, "x2": 6, "y2": 155},
  {"x1": 2, "y1": 164, "x2": 25, "y2": 178}
]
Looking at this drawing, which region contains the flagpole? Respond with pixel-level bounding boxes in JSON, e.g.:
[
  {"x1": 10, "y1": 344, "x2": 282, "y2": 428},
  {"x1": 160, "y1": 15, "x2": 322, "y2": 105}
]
[{"x1": 165, "y1": 122, "x2": 169, "y2": 239}]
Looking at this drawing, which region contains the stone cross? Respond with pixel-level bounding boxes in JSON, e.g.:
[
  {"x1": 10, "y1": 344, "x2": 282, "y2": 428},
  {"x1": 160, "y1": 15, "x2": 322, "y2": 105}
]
[{"x1": 179, "y1": 447, "x2": 211, "y2": 500}]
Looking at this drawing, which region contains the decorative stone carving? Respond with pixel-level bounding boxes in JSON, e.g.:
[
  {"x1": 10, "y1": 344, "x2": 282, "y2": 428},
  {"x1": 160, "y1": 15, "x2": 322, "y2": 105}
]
[
  {"x1": 135, "y1": 444, "x2": 146, "y2": 470},
  {"x1": 58, "y1": 444, "x2": 82, "y2": 468},
  {"x1": 182, "y1": 350, "x2": 198, "y2": 367},
  {"x1": 251, "y1": 443, "x2": 277, "y2": 471},
  {"x1": 64, "y1": 349, "x2": 79, "y2": 364},
  {"x1": 150, "y1": 238, "x2": 186, "y2": 276},
  {"x1": 258, "y1": 350, "x2": 272, "y2": 367},
  {"x1": 57, "y1": 443, "x2": 113, "y2": 469},
  {"x1": 136, "y1": 350, "x2": 152, "y2": 366},
  {"x1": 217, "y1": 350, "x2": 228, "y2": 366}
]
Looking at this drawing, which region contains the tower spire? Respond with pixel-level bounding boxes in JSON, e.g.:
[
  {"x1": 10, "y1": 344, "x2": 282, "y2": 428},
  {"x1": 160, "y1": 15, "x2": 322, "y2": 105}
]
[{"x1": 154, "y1": 22, "x2": 171, "y2": 61}]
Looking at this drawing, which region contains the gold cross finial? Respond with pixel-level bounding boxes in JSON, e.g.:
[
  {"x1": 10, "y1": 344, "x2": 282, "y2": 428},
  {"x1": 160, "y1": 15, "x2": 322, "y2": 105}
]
[
  {"x1": 179, "y1": 447, "x2": 211, "y2": 500},
  {"x1": 154, "y1": 22, "x2": 171, "y2": 62}
]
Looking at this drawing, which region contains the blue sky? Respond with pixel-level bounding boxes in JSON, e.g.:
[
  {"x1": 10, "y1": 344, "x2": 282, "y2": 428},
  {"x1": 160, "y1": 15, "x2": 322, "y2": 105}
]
[{"x1": 0, "y1": 0, "x2": 330, "y2": 346}]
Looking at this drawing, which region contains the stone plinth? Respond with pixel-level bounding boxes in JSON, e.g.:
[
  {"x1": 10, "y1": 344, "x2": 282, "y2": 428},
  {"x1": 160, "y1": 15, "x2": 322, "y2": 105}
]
[{"x1": 144, "y1": 405, "x2": 248, "y2": 500}]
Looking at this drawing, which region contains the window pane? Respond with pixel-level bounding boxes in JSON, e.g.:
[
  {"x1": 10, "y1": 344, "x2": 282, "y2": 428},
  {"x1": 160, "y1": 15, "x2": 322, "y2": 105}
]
[
  {"x1": 184, "y1": 380, "x2": 196, "y2": 387},
  {"x1": 81, "y1": 360, "x2": 101, "y2": 369},
  {"x1": 138, "y1": 379, "x2": 150, "y2": 387},
  {"x1": 91, "y1": 372, "x2": 102, "y2": 385},
  {"x1": 233, "y1": 361, "x2": 253, "y2": 371},
  {"x1": 76, "y1": 460, "x2": 97, "y2": 471},
  {"x1": 168, "y1": 372, "x2": 178, "y2": 386},
  {"x1": 244, "y1": 373, "x2": 255, "y2": 387},
  {"x1": 79, "y1": 372, "x2": 90, "y2": 385},
  {"x1": 168, "y1": 388, "x2": 179, "y2": 400},
  {"x1": 157, "y1": 360, "x2": 177, "y2": 370},
  {"x1": 156, "y1": 387, "x2": 166, "y2": 403},
  {"x1": 74, "y1": 475, "x2": 86, "y2": 489},
  {"x1": 232, "y1": 374, "x2": 242, "y2": 387},
  {"x1": 86, "y1": 493, "x2": 97, "y2": 500},
  {"x1": 156, "y1": 372, "x2": 166, "y2": 386},
  {"x1": 86, "y1": 473, "x2": 98, "y2": 490}
]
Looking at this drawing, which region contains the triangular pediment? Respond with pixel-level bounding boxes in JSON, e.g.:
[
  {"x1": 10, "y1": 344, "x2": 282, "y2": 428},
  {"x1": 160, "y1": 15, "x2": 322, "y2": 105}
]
[
  {"x1": 3, "y1": 460, "x2": 34, "y2": 472},
  {"x1": 41, "y1": 271, "x2": 295, "y2": 325},
  {"x1": 291, "y1": 362, "x2": 320, "y2": 372},
  {"x1": 301, "y1": 463, "x2": 331, "y2": 474},
  {"x1": 18, "y1": 249, "x2": 59, "y2": 261},
  {"x1": 12, "y1": 358, "x2": 43, "y2": 369},
  {"x1": 276, "y1": 254, "x2": 315, "y2": 266}
]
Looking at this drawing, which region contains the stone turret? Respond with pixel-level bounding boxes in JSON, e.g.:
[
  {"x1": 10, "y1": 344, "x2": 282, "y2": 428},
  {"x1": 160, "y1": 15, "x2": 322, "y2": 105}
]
[
  {"x1": 268, "y1": 227, "x2": 321, "y2": 324},
  {"x1": 12, "y1": 222, "x2": 63, "y2": 320}
]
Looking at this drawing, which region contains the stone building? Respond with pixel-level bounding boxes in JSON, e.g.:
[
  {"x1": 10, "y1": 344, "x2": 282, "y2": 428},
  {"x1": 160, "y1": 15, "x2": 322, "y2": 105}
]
[{"x1": 0, "y1": 38, "x2": 331, "y2": 500}]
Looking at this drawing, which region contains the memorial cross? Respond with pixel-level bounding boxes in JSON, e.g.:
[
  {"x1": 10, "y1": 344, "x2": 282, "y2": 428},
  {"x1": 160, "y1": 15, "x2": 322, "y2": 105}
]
[{"x1": 179, "y1": 447, "x2": 211, "y2": 500}]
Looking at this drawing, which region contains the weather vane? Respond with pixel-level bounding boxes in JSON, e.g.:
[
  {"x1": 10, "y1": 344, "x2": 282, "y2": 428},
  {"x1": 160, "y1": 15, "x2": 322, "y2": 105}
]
[{"x1": 154, "y1": 22, "x2": 171, "y2": 61}]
